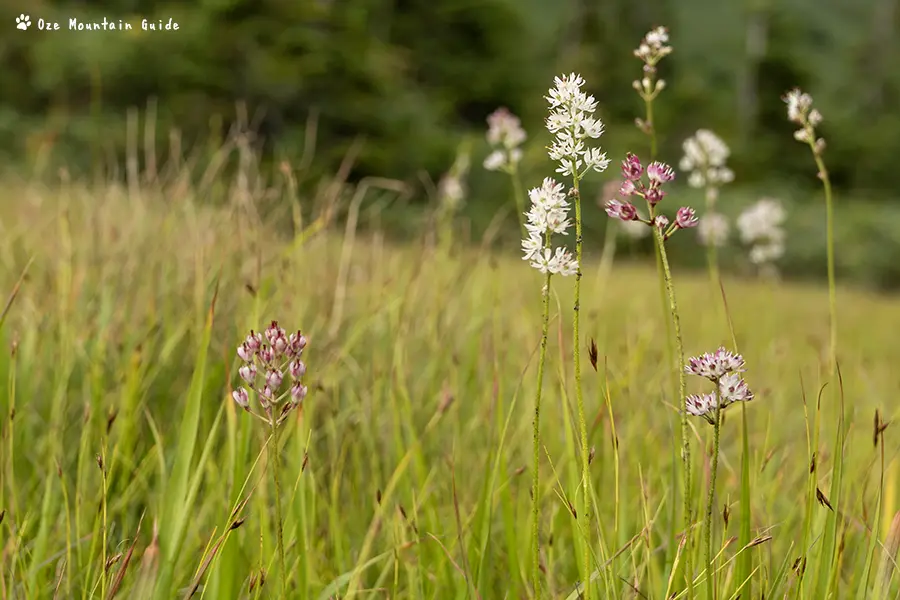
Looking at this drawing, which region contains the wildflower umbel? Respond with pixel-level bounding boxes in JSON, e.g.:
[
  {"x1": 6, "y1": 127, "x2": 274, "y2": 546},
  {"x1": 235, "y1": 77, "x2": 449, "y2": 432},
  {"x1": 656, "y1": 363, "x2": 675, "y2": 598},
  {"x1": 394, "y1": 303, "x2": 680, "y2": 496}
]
[
  {"x1": 521, "y1": 177, "x2": 577, "y2": 276},
  {"x1": 484, "y1": 107, "x2": 526, "y2": 172},
  {"x1": 233, "y1": 321, "x2": 309, "y2": 425},
  {"x1": 604, "y1": 153, "x2": 697, "y2": 241},
  {"x1": 545, "y1": 73, "x2": 611, "y2": 177},
  {"x1": 684, "y1": 346, "x2": 754, "y2": 424}
]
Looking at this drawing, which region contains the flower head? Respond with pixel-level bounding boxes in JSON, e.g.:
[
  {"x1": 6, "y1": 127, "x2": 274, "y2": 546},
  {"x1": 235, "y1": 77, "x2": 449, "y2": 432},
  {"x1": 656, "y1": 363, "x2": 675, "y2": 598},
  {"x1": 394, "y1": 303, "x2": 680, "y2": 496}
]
[
  {"x1": 685, "y1": 393, "x2": 716, "y2": 418},
  {"x1": 685, "y1": 346, "x2": 746, "y2": 381},
  {"x1": 737, "y1": 198, "x2": 786, "y2": 268},
  {"x1": 675, "y1": 206, "x2": 698, "y2": 229},
  {"x1": 784, "y1": 88, "x2": 826, "y2": 155},
  {"x1": 234, "y1": 321, "x2": 311, "y2": 423},
  {"x1": 697, "y1": 212, "x2": 730, "y2": 247},
  {"x1": 621, "y1": 153, "x2": 644, "y2": 181},
  {"x1": 684, "y1": 347, "x2": 753, "y2": 421},
  {"x1": 522, "y1": 177, "x2": 578, "y2": 276},
  {"x1": 545, "y1": 73, "x2": 610, "y2": 177},
  {"x1": 484, "y1": 107, "x2": 526, "y2": 172},
  {"x1": 679, "y1": 129, "x2": 734, "y2": 196},
  {"x1": 647, "y1": 161, "x2": 675, "y2": 184},
  {"x1": 605, "y1": 199, "x2": 638, "y2": 222},
  {"x1": 634, "y1": 26, "x2": 673, "y2": 65}
]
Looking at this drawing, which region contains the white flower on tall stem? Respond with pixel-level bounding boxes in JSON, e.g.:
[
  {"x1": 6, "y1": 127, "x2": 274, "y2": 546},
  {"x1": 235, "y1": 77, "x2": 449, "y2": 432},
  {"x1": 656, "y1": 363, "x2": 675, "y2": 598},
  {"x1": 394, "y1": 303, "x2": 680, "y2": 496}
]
[
  {"x1": 680, "y1": 129, "x2": 734, "y2": 199},
  {"x1": 737, "y1": 198, "x2": 786, "y2": 267},
  {"x1": 545, "y1": 73, "x2": 611, "y2": 178}
]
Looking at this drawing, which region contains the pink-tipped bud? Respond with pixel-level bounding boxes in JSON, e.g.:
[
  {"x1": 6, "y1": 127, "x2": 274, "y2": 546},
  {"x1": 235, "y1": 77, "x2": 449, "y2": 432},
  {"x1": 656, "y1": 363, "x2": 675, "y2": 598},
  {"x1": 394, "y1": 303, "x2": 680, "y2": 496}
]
[
  {"x1": 289, "y1": 360, "x2": 307, "y2": 380},
  {"x1": 675, "y1": 206, "x2": 698, "y2": 228},
  {"x1": 232, "y1": 388, "x2": 250, "y2": 410},
  {"x1": 237, "y1": 343, "x2": 253, "y2": 363},
  {"x1": 264, "y1": 321, "x2": 286, "y2": 347},
  {"x1": 605, "y1": 199, "x2": 638, "y2": 221},
  {"x1": 272, "y1": 334, "x2": 288, "y2": 356},
  {"x1": 644, "y1": 187, "x2": 666, "y2": 205},
  {"x1": 239, "y1": 364, "x2": 257, "y2": 384},
  {"x1": 619, "y1": 180, "x2": 637, "y2": 196},
  {"x1": 290, "y1": 382, "x2": 308, "y2": 404},
  {"x1": 621, "y1": 153, "x2": 643, "y2": 181},
  {"x1": 245, "y1": 331, "x2": 263, "y2": 352},
  {"x1": 258, "y1": 346, "x2": 275, "y2": 364},
  {"x1": 266, "y1": 369, "x2": 284, "y2": 390},
  {"x1": 647, "y1": 161, "x2": 675, "y2": 184},
  {"x1": 654, "y1": 215, "x2": 669, "y2": 229},
  {"x1": 288, "y1": 331, "x2": 308, "y2": 356}
]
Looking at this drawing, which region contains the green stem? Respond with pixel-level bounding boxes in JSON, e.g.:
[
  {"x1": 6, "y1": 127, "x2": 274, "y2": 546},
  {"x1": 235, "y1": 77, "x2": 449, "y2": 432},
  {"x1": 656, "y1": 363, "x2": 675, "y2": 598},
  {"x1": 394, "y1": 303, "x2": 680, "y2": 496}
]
[
  {"x1": 705, "y1": 238, "x2": 720, "y2": 291},
  {"x1": 644, "y1": 85, "x2": 694, "y2": 599},
  {"x1": 269, "y1": 419, "x2": 288, "y2": 598},
  {"x1": 654, "y1": 227, "x2": 693, "y2": 599},
  {"x1": 810, "y1": 150, "x2": 836, "y2": 373},
  {"x1": 704, "y1": 390, "x2": 723, "y2": 600},
  {"x1": 511, "y1": 165, "x2": 528, "y2": 238},
  {"x1": 571, "y1": 175, "x2": 593, "y2": 599},
  {"x1": 532, "y1": 269, "x2": 553, "y2": 599}
]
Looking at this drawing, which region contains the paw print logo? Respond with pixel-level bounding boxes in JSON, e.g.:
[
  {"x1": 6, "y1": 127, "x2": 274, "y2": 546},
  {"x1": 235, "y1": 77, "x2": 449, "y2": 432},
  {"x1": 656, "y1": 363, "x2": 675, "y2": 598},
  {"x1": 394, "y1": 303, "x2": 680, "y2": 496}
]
[{"x1": 16, "y1": 14, "x2": 31, "y2": 30}]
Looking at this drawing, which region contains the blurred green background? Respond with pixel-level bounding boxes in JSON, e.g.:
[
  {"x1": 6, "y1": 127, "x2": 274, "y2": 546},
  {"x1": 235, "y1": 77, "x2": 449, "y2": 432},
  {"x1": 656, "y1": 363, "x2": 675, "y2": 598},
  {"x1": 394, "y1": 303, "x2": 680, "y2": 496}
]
[{"x1": 2, "y1": 0, "x2": 900, "y2": 289}]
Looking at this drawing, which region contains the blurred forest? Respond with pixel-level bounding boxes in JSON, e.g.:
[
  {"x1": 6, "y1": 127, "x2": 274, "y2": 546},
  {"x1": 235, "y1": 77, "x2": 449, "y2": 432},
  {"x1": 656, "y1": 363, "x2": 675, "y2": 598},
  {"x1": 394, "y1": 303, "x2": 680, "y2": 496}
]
[{"x1": 2, "y1": 0, "x2": 900, "y2": 287}]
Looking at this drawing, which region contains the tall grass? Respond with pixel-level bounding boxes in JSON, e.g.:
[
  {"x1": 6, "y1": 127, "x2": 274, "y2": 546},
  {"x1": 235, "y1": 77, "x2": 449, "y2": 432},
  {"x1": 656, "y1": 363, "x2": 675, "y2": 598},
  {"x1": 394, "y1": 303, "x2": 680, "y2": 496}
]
[{"x1": 0, "y1": 68, "x2": 897, "y2": 600}]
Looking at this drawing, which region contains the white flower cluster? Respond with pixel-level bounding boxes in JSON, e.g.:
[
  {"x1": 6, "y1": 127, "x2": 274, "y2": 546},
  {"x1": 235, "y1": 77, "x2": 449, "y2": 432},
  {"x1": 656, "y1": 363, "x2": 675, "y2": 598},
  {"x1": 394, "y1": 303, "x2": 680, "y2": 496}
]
[
  {"x1": 679, "y1": 129, "x2": 734, "y2": 192},
  {"x1": 697, "y1": 212, "x2": 730, "y2": 247},
  {"x1": 737, "y1": 198, "x2": 786, "y2": 265},
  {"x1": 634, "y1": 26, "x2": 672, "y2": 64},
  {"x1": 545, "y1": 73, "x2": 610, "y2": 178},
  {"x1": 784, "y1": 88, "x2": 826, "y2": 154},
  {"x1": 521, "y1": 177, "x2": 578, "y2": 276},
  {"x1": 484, "y1": 107, "x2": 526, "y2": 172}
]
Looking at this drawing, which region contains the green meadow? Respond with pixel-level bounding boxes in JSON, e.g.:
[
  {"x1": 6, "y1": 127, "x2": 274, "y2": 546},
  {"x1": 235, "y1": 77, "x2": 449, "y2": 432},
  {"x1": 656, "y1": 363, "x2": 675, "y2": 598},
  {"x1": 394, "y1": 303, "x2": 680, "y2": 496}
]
[{"x1": 1, "y1": 163, "x2": 899, "y2": 598}]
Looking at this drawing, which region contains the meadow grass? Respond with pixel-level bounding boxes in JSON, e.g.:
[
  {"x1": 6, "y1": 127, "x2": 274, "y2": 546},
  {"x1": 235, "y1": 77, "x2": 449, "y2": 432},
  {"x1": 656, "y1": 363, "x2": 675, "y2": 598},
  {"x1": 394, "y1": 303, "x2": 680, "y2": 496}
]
[{"x1": 1, "y1": 169, "x2": 900, "y2": 599}]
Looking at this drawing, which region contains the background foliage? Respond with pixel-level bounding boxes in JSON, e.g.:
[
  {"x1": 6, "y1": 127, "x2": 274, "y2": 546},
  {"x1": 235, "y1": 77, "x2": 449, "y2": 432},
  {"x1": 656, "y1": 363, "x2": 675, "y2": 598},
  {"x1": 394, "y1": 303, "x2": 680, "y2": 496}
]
[{"x1": 2, "y1": 0, "x2": 900, "y2": 287}]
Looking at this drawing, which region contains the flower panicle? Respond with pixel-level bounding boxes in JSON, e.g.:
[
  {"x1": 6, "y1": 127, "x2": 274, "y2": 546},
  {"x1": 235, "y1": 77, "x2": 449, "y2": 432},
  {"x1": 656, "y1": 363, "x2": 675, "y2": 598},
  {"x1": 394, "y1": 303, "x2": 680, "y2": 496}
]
[
  {"x1": 232, "y1": 320, "x2": 310, "y2": 424},
  {"x1": 545, "y1": 73, "x2": 611, "y2": 178}
]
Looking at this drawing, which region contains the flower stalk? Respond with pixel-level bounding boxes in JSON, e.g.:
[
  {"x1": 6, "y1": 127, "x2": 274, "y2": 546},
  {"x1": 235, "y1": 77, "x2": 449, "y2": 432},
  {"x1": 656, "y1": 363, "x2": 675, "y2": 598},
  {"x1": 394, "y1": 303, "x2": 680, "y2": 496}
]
[
  {"x1": 784, "y1": 88, "x2": 836, "y2": 372},
  {"x1": 544, "y1": 73, "x2": 611, "y2": 596},
  {"x1": 521, "y1": 177, "x2": 578, "y2": 596},
  {"x1": 232, "y1": 322, "x2": 310, "y2": 598}
]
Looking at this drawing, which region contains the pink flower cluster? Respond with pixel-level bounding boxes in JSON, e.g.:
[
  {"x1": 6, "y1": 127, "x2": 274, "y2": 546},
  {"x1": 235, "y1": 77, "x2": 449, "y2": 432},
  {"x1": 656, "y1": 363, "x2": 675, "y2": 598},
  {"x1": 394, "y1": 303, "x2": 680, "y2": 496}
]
[
  {"x1": 683, "y1": 347, "x2": 754, "y2": 423},
  {"x1": 604, "y1": 153, "x2": 698, "y2": 240},
  {"x1": 233, "y1": 320, "x2": 309, "y2": 419}
]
